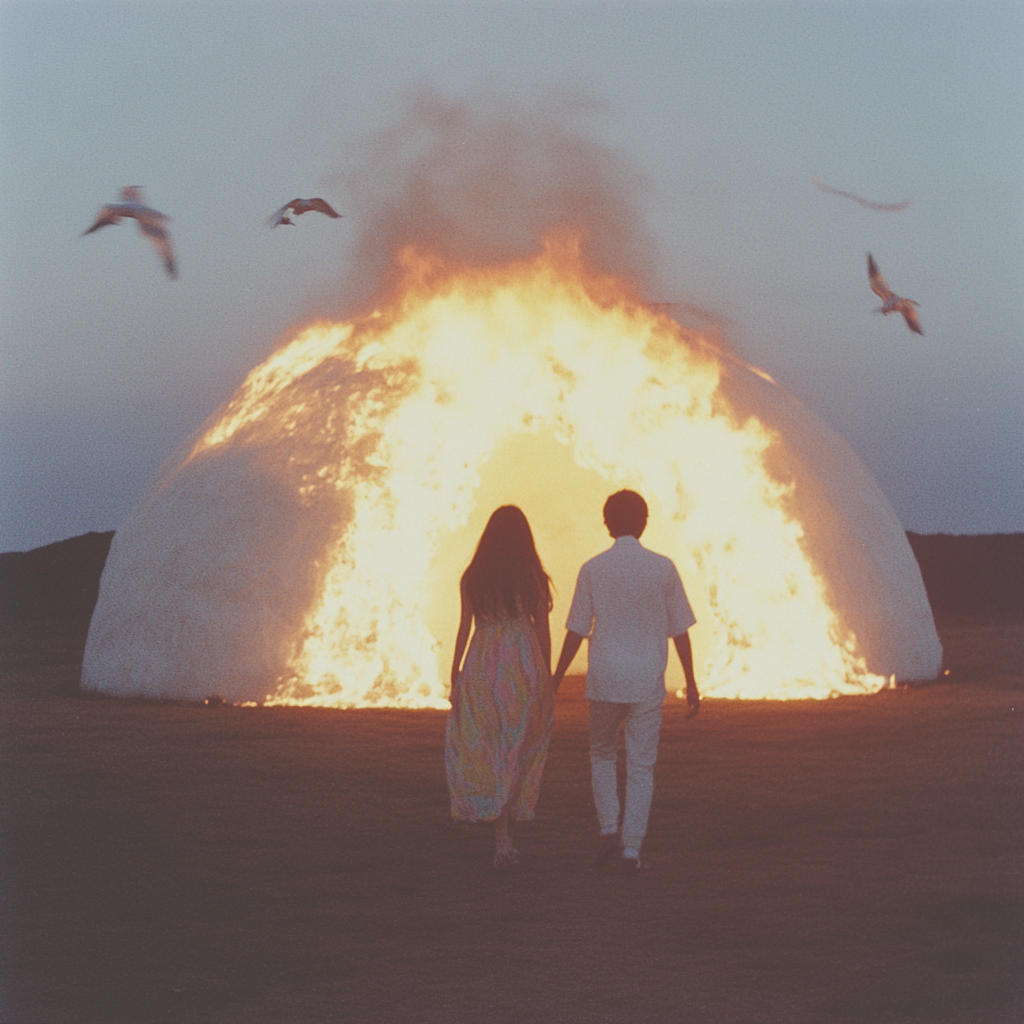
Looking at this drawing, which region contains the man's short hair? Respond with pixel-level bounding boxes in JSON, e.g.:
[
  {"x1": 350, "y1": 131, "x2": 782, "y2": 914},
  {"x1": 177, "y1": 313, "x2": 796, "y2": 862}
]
[{"x1": 603, "y1": 490, "x2": 648, "y2": 538}]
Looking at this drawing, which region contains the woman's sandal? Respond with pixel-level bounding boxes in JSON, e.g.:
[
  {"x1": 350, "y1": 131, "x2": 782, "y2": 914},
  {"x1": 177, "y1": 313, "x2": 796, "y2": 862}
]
[{"x1": 493, "y1": 847, "x2": 519, "y2": 871}]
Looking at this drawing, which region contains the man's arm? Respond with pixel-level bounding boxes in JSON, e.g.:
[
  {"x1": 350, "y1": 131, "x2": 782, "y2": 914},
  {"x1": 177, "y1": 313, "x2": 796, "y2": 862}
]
[
  {"x1": 673, "y1": 631, "x2": 700, "y2": 716},
  {"x1": 550, "y1": 630, "x2": 585, "y2": 692}
]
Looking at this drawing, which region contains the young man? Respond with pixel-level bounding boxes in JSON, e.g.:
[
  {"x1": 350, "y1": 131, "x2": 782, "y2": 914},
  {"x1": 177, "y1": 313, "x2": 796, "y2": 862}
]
[{"x1": 551, "y1": 490, "x2": 699, "y2": 873}]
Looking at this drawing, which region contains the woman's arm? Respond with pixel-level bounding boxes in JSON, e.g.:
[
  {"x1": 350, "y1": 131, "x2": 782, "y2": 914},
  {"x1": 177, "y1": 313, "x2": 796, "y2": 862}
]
[
  {"x1": 533, "y1": 603, "x2": 551, "y2": 677},
  {"x1": 450, "y1": 581, "x2": 474, "y2": 694}
]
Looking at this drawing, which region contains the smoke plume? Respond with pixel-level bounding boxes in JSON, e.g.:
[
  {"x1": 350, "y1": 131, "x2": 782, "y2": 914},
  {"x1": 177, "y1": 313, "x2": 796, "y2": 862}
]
[{"x1": 324, "y1": 86, "x2": 662, "y2": 313}]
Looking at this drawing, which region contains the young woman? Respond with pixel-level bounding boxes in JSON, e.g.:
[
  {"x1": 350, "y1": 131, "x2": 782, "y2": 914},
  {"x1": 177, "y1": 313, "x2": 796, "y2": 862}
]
[{"x1": 446, "y1": 505, "x2": 554, "y2": 870}]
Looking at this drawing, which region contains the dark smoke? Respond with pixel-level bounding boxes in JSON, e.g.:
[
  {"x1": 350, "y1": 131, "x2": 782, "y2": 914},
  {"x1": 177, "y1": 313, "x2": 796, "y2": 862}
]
[{"x1": 322, "y1": 85, "x2": 663, "y2": 313}]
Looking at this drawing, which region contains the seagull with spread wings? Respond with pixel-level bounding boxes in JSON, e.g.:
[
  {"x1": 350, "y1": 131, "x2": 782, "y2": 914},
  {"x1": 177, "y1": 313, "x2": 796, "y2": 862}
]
[
  {"x1": 813, "y1": 177, "x2": 911, "y2": 212},
  {"x1": 867, "y1": 253, "x2": 923, "y2": 335},
  {"x1": 81, "y1": 187, "x2": 177, "y2": 279},
  {"x1": 266, "y1": 197, "x2": 342, "y2": 228}
]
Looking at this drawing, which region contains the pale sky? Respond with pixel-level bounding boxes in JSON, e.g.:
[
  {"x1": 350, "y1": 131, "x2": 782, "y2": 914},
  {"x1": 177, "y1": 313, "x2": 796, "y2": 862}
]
[{"x1": 1, "y1": 0, "x2": 1022, "y2": 552}]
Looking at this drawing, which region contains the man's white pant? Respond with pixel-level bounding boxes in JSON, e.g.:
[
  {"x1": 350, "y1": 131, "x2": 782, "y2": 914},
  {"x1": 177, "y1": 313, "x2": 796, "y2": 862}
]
[{"x1": 588, "y1": 695, "x2": 663, "y2": 851}]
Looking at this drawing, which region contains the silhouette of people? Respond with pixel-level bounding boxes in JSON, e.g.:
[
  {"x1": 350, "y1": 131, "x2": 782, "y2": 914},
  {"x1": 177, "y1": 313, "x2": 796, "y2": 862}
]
[
  {"x1": 551, "y1": 490, "x2": 699, "y2": 872},
  {"x1": 446, "y1": 506, "x2": 554, "y2": 870}
]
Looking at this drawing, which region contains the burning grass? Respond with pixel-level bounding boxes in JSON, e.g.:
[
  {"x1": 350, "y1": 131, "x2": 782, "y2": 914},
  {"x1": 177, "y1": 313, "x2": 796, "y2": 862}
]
[{"x1": 1, "y1": 612, "x2": 1021, "y2": 1022}]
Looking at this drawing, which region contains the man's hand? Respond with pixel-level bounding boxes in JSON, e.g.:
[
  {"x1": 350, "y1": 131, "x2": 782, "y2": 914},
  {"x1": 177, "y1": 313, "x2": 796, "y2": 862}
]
[
  {"x1": 686, "y1": 684, "x2": 700, "y2": 718},
  {"x1": 551, "y1": 630, "x2": 585, "y2": 694},
  {"x1": 673, "y1": 632, "x2": 700, "y2": 718}
]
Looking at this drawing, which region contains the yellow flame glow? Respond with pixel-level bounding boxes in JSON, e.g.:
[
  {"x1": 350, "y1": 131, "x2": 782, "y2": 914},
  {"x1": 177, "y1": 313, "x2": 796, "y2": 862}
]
[{"x1": 192, "y1": 234, "x2": 886, "y2": 706}]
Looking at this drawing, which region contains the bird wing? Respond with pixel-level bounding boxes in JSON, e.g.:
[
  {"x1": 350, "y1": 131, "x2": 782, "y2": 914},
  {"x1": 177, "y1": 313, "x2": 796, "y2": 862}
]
[
  {"x1": 868, "y1": 198, "x2": 912, "y2": 213},
  {"x1": 267, "y1": 203, "x2": 296, "y2": 227},
  {"x1": 866, "y1": 254, "x2": 894, "y2": 301},
  {"x1": 81, "y1": 206, "x2": 123, "y2": 235},
  {"x1": 136, "y1": 218, "x2": 177, "y2": 278},
  {"x1": 305, "y1": 197, "x2": 341, "y2": 218},
  {"x1": 813, "y1": 177, "x2": 911, "y2": 212},
  {"x1": 898, "y1": 301, "x2": 923, "y2": 335}
]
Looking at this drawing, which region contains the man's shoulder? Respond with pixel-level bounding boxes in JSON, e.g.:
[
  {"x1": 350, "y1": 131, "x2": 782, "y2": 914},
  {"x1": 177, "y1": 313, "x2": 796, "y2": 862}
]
[
  {"x1": 635, "y1": 542, "x2": 679, "y2": 571},
  {"x1": 577, "y1": 548, "x2": 606, "y2": 581},
  {"x1": 580, "y1": 544, "x2": 616, "y2": 571},
  {"x1": 647, "y1": 548, "x2": 681, "y2": 573}
]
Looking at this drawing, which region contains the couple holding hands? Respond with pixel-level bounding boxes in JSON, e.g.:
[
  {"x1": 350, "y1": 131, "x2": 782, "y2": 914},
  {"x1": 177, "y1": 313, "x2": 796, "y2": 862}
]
[{"x1": 446, "y1": 490, "x2": 700, "y2": 872}]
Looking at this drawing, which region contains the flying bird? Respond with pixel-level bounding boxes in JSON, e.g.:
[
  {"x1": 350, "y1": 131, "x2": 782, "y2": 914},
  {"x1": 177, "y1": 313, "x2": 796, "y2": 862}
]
[
  {"x1": 867, "y1": 253, "x2": 923, "y2": 335},
  {"x1": 266, "y1": 197, "x2": 342, "y2": 228},
  {"x1": 813, "y1": 177, "x2": 911, "y2": 213},
  {"x1": 81, "y1": 186, "x2": 177, "y2": 278}
]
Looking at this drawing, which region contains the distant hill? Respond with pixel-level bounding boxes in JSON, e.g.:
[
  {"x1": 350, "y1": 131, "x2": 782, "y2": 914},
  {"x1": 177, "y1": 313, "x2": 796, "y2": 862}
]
[
  {"x1": 906, "y1": 532, "x2": 1023, "y2": 614},
  {"x1": 0, "y1": 530, "x2": 1021, "y2": 620},
  {"x1": 0, "y1": 532, "x2": 114, "y2": 618}
]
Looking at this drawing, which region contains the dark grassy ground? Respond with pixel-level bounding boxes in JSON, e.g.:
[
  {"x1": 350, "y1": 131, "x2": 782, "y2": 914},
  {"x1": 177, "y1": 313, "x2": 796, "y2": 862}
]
[{"x1": 1, "y1": 614, "x2": 1022, "y2": 1024}]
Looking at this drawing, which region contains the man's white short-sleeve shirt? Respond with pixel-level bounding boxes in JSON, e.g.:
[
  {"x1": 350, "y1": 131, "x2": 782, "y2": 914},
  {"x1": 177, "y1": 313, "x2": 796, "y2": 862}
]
[{"x1": 565, "y1": 535, "x2": 696, "y2": 703}]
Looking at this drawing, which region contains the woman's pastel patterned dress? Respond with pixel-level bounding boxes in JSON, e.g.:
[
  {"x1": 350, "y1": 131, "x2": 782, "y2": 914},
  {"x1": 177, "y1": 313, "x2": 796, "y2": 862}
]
[{"x1": 445, "y1": 615, "x2": 554, "y2": 822}]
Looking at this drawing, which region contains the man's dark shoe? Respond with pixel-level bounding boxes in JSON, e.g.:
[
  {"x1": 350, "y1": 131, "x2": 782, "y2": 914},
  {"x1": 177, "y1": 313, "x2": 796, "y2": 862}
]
[{"x1": 592, "y1": 833, "x2": 620, "y2": 869}]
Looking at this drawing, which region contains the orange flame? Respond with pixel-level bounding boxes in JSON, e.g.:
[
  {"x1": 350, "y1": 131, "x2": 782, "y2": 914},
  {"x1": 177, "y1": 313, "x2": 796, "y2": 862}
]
[{"x1": 184, "y1": 233, "x2": 889, "y2": 706}]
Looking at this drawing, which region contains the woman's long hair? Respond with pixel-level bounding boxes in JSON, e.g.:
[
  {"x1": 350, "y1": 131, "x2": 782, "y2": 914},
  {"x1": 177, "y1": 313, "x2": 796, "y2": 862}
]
[{"x1": 462, "y1": 506, "x2": 553, "y2": 621}]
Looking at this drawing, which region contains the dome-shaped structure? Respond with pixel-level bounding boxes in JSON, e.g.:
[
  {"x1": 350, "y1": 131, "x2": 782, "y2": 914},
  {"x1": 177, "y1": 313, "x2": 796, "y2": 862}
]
[{"x1": 82, "y1": 244, "x2": 941, "y2": 705}]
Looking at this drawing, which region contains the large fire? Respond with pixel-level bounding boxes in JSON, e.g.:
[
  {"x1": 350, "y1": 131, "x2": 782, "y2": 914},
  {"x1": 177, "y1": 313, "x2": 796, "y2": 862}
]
[{"x1": 82, "y1": 232, "x2": 941, "y2": 706}]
